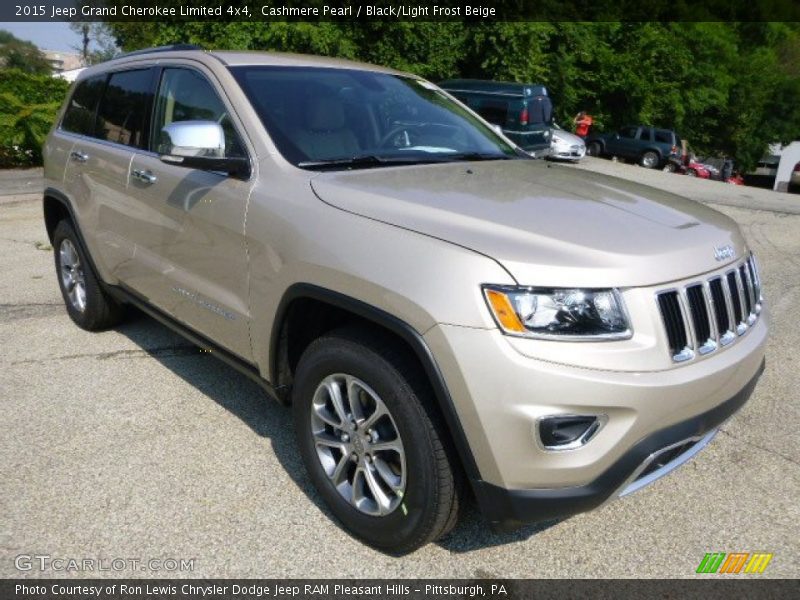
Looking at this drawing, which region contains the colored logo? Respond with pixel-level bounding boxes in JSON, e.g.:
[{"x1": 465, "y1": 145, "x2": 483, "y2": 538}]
[{"x1": 696, "y1": 552, "x2": 773, "y2": 574}]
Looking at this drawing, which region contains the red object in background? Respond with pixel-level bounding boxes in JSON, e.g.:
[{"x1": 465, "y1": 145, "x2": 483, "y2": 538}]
[
  {"x1": 575, "y1": 114, "x2": 593, "y2": 137},
  {"x1": 684, "y1": 160, "x2": 711, "y2": 178},
  {"x1": 726, "y1": 174, "x2": 744, "y2": 185}
]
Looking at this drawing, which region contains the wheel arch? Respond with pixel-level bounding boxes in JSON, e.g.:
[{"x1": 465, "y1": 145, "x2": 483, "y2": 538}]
[
  {"x1": 43, "y1": 187, "x2": 111, "y2": 290},
  {"x1": 269, "y1": 283, "x2": 483, "y2": 485},
  {"x1": 43, "y1": 188, "x2": 74, "y2": 243}
]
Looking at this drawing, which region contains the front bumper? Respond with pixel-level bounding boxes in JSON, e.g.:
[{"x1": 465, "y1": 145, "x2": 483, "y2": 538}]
[
  {"x1": 471, "y1": 360, "x2": 763, "y2": 531},
  {"x1": 549, "y1": 142, "x2": 586, "y2": 161},
  {"x1": 424, "y1": 309, "x2": 767, "y2": 530}
]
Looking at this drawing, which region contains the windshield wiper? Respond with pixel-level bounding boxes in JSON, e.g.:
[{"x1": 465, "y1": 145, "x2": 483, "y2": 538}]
[{"x1": 297, "y1": 155, "x2": 440, "y2": 169}]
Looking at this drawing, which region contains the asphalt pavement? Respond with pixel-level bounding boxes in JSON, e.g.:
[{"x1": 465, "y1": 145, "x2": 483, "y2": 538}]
[{"x1": 1, "y1": 162, "x2": 798, "y2": 578}]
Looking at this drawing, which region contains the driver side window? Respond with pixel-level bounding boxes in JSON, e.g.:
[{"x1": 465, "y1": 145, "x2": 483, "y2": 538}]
[{"x1": 151, "y1": 68, "x2": 246, "y2": 158}]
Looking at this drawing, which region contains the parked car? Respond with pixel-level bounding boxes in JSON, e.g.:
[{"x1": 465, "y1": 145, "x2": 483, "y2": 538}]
[
  {"x1": 663, "y1": 154, "x2": 710, "y2": 178},
  {"x1": 790, "y1": 161, "x2": 800, "y2": 193},
  {"x1": 548, "y1": 123, "x2": 586, "y2": 162},
  {"x1": 439, "y1": 79, "x2": 553, "y2": 156},
  {"x1": 745, "y1": 155, "x2": 780, "y2": 189},
  {"x1": 585, "y1": 125, "x2": 681, "y2": 169},
  {"x1": 44, "y1": 46, "x2": 767, "y2": 553},
  {"x1": 752, "y1": 155, "x2": 780, "y2": 178}
]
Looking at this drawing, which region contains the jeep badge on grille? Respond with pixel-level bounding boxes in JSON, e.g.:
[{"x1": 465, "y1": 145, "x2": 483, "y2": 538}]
[{"x1": 714, "y1": 245, "x2": 735, "y2": 261}]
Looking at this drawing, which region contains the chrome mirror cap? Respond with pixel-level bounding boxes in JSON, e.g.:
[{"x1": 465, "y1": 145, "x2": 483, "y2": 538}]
[{"x1": 160, "y1": 121, "x2": 225, "y2": 158}]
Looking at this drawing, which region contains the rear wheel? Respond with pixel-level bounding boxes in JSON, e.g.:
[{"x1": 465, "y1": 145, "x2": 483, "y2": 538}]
[
  {"x1": 292, "y1": 328, "x2": 461, "y2": 554},
  {"x1": 53, "y1": 220, "x2": 124, "y2": 331},
  {"x1": 640, "y1": 150, "x2": 660, "y2": 169}
]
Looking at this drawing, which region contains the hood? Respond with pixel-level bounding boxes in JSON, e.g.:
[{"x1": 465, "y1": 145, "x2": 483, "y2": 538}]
[
  {"x1": 552, "y1": 129, "x2": 585, "y2": 147},
  {"x1": 310, "y1": 160, "x2": 747, "y2": 287}
]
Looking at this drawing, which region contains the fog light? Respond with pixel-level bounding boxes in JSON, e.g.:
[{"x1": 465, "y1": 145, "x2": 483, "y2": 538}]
[{"x1": 538, "y1": 415, "x2": 603, "y2": 451}]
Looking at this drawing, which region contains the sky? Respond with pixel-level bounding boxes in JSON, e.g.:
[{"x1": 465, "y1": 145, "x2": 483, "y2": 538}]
[{"x1": 0, "y1": 22, "x2": 83, "y2": 52}]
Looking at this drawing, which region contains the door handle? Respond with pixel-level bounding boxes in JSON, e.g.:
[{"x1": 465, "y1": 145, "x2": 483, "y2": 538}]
[
  {"x1": 132, "y1": 169, "x2": 157, "y2": 185},
  {"x1": 70, "y1": 150, "x2": 89, "y2": 163}
]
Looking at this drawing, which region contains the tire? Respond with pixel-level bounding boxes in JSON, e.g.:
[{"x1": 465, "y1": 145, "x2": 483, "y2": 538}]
[
  {"x1": 292, "y1": 327, "x2": 461, "y2": 554},
  {"x1": 639, "y1": 150, "x2": 660, "y2": 169},
  {"x1": 663, "y1": 162, "x2": 677, "y2": 173},
  {"x1": 587, "y1": 142, "x2": 602, "y2": 157},
  {"x1": 53, "y1": 219, "x2": 124, "y2": 331}
]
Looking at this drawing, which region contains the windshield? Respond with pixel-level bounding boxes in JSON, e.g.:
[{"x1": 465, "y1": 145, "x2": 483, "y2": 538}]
[{"x1": 229, "y1": 66, "x2": 521, "y2": 169}]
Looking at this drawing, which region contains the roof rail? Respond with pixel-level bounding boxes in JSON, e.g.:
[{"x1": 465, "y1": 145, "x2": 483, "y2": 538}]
[{"x1": 116, "y1": 44, "x2": 203, "y2": 59}]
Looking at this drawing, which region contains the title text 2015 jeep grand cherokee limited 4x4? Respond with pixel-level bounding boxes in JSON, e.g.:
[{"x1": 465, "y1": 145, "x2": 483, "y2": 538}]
[{"x1": 43, "y1": 47, "x2": 767, "y2": 553}]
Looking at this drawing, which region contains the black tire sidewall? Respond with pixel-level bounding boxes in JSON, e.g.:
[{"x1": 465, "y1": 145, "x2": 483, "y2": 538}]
[
  {"x1": 53, "y1": 220, "x2": 111, "y2": 329},
  {"x1": 293, "y1": 336, "x2": 443, "y2": 551}
]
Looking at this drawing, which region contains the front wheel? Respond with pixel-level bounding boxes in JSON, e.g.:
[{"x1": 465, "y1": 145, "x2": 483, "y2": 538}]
[
  {"x1": 586, "y1": 142, "x2": 602, "y2": 157},
  {"x1": 292, "y1": 328, "x2": 461, "y2": 553}
]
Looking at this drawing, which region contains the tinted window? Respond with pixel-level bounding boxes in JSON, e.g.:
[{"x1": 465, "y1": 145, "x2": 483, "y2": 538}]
[
  {"x1": 654, "y1": 130, "x2": 673, "y2": 144},
  {"x1": 61, "y1": 75, "x2": 105, "y2": 136},
  {"x1": 475, "y1": 100, "x2": 509, "y2": 126},
  {"x1": 95, "y1": 69, "x2": 154, "y2": 148},
  {"x1": 151, "y1": 68, "x2": 245, "y2": 158},
  {"x1": 618, "y1": 126, "x2": 638, "y2": 139}
]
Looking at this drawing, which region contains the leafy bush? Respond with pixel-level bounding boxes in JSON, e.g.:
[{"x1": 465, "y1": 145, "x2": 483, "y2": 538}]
[{"x1": 0, "y1": 69, "x2": 70, "y2": 168}]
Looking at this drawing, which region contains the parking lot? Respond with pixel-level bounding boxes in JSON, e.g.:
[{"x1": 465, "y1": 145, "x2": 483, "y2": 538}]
[{"x1": 1, "y1": 160, "x2": 798, "y2": 578}]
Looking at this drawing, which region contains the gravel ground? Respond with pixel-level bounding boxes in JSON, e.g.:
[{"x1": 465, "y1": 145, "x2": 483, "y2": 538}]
[{"x1": 1, "y1": 161, "x2": 798, "y2": 578}]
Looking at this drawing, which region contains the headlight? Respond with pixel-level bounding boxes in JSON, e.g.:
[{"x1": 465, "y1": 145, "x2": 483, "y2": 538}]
[{"x1": 483, "y1": 286, "x2": 631, "y2": 340}]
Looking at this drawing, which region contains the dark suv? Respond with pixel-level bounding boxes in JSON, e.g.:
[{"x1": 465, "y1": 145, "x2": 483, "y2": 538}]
[
  {"x1": 586, "y1": 125, "x2": 681, "y2": 169},
  {"x1": 439, "y1": 79, "x2": 553, "y2": 156}
]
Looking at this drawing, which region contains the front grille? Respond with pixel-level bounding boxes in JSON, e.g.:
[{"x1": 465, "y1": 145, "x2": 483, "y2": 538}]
[
  {"x1": 657, "y1": 292, "x2": 688, "y2": 359},
  {"x1": 656, "y1": 255, "x2": 762, "y2": 362}
]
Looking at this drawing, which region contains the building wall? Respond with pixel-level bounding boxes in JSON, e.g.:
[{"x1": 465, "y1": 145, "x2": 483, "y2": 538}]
[
  {"x1": 42, "y1": 50, "x2": 84, "y2": 73},
  {"x1": 771, "y1": 142, "x2": 800, "y2": 192}
]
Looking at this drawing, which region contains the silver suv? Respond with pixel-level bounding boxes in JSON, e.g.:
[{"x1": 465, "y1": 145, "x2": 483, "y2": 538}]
[{"x1": 43, "y1": 46, "x2": 767, "y2": 553}]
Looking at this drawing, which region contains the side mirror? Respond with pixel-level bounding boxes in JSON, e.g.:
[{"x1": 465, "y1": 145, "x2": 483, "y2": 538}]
[{"x1": 159, "y1": 121, "x2": 250, "y2": 178}]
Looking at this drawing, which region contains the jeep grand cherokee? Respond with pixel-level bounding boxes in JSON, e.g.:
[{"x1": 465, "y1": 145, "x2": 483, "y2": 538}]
[{"x1": 43, "y1": 46, "x2": 767, "y2": 553}]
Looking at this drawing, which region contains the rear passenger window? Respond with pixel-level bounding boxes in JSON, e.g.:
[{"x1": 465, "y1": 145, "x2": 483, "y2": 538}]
[
  {"x1": 151, "y1": 68, "x2": 245, "y2": 158},
  {"x1": 475, "y1": 100, "x2": 509, "y2": 127},
  {"x1": 654, "y1": 130, "x2": 672, "y2": 144},
  {"x1": 61, "y1": 75, "x2": 105, "y2": 136},
  {"x1": 95, "y1": 69, "x2": 154, "y2": 148}
]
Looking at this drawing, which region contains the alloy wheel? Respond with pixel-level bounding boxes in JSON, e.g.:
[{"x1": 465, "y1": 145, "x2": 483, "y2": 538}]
[
  {"x1": 310, "y1": 373, "x2": 406, "y2": 516},
  {"x1": 59, "y1": 239, "x2": 87, "y2": 312}
]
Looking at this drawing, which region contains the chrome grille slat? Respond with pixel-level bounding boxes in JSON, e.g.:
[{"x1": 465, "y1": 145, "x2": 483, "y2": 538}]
[{"x1": 656, "y1": 256, "x2": 762, "y2": 363}]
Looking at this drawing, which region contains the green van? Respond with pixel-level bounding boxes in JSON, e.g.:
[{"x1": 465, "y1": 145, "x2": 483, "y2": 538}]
[{"x1": 439, "y1": 79, "x2": 553, "y2": 155}]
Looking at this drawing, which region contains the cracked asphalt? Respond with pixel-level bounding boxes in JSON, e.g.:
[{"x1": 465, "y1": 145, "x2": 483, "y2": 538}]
[{"x1": 1, "y1": 163, "x2": 798, "y2": 579}]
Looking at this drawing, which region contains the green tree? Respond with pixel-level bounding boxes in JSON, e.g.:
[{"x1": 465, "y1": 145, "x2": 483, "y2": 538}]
[
  {"x1": 0, "y1": 69, "x2": 69, "y2": 167},
  {"x1": 70, "y1": 23, "x2": 119, "y2": 65},
  {"x1": 102, "y1": 20, "x2": 800, "y2": 170},
  {"x1": 0, "y1": 30, "x2": 52, "y2": 75}
]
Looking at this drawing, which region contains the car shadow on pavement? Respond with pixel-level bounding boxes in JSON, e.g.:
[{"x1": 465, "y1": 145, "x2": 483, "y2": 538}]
[{"x1": 114, "y1": 311, "x2": 558, "y2": 555}]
